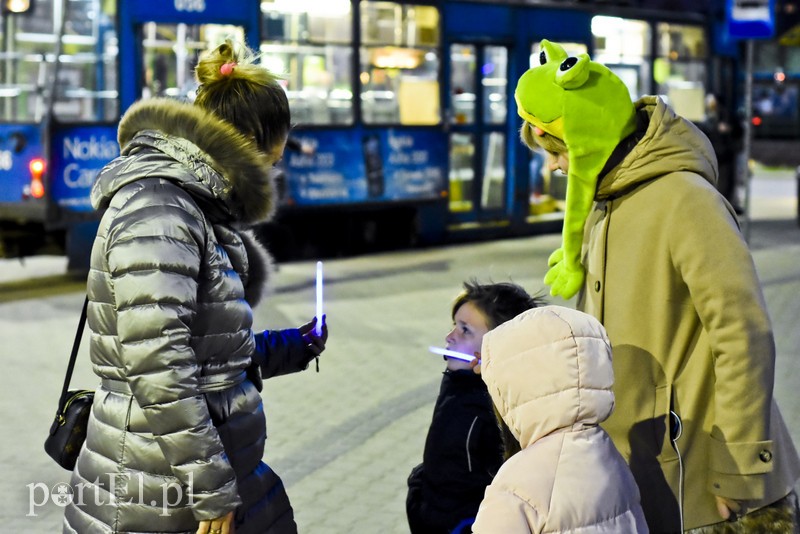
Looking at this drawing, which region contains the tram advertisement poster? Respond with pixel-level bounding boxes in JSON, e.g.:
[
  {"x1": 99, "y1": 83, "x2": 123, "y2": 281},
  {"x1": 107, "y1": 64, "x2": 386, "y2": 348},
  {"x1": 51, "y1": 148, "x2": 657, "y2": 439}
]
[
  {"x1": 285, "y1": 129, "x2": 447, "y2": 205},
  {"x1": 50, "y1": 125, "x2": 120, "y2": 213}
]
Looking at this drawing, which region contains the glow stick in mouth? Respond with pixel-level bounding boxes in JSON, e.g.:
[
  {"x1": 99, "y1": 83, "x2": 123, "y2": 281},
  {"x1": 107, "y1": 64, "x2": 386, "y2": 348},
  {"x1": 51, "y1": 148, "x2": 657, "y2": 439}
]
[
  {"x1": 428, "y1": 346, "x2": 476, "y2": 362},
  {"x1": 315, "y1": 261, "x2": 323, "y2": 336}
]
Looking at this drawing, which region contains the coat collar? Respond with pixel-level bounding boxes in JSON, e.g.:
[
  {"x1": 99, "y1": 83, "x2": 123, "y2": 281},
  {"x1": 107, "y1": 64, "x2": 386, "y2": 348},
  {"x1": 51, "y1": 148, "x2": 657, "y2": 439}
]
[
  {"x1": 596, "y1": 96, "x2": 718, "y2": 200},
  {"x1": 115, "y1": 98, "x2": 277, "y2": 224}
]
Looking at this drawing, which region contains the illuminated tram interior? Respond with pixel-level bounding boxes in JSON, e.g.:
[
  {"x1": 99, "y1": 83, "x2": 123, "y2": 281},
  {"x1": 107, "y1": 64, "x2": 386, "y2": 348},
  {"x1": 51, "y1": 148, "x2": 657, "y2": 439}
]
[{"x1": 0, "y1": 0, "x2": 783, "y2": 267}]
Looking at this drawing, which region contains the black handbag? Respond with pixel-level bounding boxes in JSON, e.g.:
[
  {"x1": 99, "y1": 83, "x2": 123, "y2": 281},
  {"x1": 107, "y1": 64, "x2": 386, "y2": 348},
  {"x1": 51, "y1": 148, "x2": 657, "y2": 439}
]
[{"x1": 45, "y1": 297, "x2": 94, "y2": 470}]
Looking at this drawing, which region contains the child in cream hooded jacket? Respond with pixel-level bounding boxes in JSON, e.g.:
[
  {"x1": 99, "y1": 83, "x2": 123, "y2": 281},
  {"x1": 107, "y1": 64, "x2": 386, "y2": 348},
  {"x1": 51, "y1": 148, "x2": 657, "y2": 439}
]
[{"x1": 473, "y1": 306, "x2": 648, "y2": 533}]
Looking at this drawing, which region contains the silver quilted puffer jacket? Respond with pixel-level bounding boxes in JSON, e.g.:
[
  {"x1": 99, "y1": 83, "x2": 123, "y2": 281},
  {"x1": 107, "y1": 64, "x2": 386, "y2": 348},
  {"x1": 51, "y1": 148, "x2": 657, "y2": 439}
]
[{"x1": 63, "y1": 98, "x2": 313, "y2": 534}]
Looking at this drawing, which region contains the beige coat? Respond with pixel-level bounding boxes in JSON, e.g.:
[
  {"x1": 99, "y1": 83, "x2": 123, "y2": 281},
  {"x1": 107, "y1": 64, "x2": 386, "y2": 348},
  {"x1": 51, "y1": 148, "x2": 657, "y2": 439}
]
[
  {"x1": 579, "y1": 96, "x2": 800, "y2": 531},
  {"x1": 473, "y1": 306, "x2": 648, "y2": 533}
]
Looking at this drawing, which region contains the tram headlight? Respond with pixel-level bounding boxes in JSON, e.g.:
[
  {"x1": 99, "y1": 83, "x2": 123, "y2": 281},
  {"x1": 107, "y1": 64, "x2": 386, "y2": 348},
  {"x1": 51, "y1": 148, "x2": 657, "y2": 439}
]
[
  {"x1": 2, "y1": 0, "x2": 33, "y2": 14},
  {"x1": 28, "y1": 157, "x2": 45, "y2": 199}
]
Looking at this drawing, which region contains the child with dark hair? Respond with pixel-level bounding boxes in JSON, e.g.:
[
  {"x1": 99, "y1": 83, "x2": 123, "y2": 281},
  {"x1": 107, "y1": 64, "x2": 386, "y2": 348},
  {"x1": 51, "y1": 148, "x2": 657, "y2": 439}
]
[{"x1": 406, "y1": 280, "x2": 546, "y2": 534}]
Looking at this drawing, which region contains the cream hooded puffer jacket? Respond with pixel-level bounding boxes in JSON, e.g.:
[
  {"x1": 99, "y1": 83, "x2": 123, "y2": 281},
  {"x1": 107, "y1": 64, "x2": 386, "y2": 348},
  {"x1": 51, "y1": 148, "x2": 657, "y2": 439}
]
[{"x1": 473, "y1": 306, "x2": 648, "y2": 533}]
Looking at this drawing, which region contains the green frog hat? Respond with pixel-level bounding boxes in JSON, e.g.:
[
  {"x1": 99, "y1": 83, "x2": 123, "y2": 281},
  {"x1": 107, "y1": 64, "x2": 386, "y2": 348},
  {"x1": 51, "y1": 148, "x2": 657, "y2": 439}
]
[{"x1": 515, "y1": 39, "x2": 637, "y2": 299}]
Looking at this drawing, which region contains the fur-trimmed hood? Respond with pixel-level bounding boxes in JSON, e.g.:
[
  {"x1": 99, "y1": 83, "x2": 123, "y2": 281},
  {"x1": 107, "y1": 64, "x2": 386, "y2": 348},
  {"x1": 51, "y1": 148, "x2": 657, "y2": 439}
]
[{"x1": 91, "y1": 98, "x2": 276, "y2": 225}]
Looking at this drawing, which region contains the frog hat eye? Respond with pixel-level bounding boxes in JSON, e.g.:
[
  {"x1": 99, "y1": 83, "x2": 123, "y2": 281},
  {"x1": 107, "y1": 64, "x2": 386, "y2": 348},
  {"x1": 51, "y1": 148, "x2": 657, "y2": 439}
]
[
  {"x1": 560, "y1": 57, "x2": 578, "y2": 71},
  {"x1": 556, "y1": 54, "x2": 590, "y2": 89}
]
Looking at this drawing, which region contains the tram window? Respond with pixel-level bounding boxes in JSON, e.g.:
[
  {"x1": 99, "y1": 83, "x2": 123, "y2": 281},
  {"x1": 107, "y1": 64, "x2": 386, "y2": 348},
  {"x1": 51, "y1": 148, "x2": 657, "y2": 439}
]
[
  {"x1": 481, "y1": 132, "x2": 505, "y2": 210},
  {"x1": 656, "y1": 23, "x2": 706, "y2": 59},
  {"x1": 261, "y1": 0, "x2": 353, "y2": 126},
  {"x1": 592, "y1": 16, "x2": 651, "y2": 100},
  {"x1": 654, "y1": 22, "x2": 707, "y2": 119},
  {"x1": 261, "y1": 0, "x2": 351, "y2": 44},
  {"x1": 450, "y1": 44, "x2": 476, "y2": 125},
  {"x1": 483, "y1": 46, "x2": 507, "y2": 125},
  {"x1": 449, "y1": 133, "x2": 475, "y2": 212},
  {"x1": 140, "y1": 23, "x2": 243, "y2": 103},
  {"x1": 526, "y1": 146, "x2": 568, "y2": 219},
  {"x1": 360, "y1": 2, "x2": 440, "y2": 125},
  {"x1": 449, "y1": 43, "x2": 509, "y2": 127},
  {"x1": 0, "y1": 0, "x2": 118, "y2": 122}
]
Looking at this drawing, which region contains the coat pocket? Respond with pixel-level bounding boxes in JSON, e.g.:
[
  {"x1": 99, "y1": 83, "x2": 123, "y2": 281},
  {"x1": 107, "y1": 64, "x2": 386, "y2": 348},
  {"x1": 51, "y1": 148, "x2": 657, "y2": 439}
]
[{"x1": 655, "y1": 383, "x2": 680, "y2": 464}]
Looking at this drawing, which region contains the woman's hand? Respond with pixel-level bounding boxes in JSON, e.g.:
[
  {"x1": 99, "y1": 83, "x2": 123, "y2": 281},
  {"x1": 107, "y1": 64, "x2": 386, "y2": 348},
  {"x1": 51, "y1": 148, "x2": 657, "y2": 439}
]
[
  {"x1": 196, "y1": 510, "x2": 234, "y2": 534},
  {"x1": 299, "y1": 315, "x2": 328, "y2": 356}
]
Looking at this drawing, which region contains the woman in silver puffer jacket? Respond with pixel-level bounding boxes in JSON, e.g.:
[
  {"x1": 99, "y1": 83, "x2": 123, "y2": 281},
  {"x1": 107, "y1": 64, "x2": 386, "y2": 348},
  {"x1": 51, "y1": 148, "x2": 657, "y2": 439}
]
[{"x1": 62, "y1": 41, "x2": 327, "y2": 534}]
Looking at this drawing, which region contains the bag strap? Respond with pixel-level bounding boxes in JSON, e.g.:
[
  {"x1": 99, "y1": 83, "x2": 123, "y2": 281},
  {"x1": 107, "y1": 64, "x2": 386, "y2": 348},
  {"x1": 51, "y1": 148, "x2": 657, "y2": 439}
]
[{"x1": 58, "y1": 296, "x2": 89, "y2": 406}]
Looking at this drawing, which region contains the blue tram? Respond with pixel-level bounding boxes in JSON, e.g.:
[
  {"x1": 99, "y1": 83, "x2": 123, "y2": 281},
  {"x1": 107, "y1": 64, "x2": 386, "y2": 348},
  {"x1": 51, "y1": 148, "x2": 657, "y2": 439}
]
[{"x1": 0, "y1": 0, "x2": 741, "y2": 269}]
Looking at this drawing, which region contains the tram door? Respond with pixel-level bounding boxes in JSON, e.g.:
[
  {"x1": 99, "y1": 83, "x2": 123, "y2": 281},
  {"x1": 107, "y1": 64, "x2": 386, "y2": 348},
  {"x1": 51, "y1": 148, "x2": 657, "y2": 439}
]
[{"x1": 447, "y1": 43, "x2": 510, "y2": 225}]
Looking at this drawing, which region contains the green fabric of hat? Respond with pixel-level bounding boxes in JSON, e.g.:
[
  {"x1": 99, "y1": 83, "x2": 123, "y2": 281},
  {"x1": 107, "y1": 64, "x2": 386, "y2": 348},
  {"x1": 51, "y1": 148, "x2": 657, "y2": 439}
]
[{"x1": 515, "y1": 40, "x2": 637, "y2": 299}]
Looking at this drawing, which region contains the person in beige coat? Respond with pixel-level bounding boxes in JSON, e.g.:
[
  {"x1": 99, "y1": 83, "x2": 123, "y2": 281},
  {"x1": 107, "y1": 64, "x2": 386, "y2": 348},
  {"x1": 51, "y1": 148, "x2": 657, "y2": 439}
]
[
  {"x1": 472, "y1": 305, "x2": 649, "y2": 533},
  {"x1": 516, "y1": 43, "x2": 800, "y2": 532}
]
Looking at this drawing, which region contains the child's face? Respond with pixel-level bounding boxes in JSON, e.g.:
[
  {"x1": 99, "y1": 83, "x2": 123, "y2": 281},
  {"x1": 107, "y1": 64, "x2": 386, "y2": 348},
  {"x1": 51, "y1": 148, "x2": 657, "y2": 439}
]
[{"x1": 445, "y1": 301, "x2": 490, "y2": 371}]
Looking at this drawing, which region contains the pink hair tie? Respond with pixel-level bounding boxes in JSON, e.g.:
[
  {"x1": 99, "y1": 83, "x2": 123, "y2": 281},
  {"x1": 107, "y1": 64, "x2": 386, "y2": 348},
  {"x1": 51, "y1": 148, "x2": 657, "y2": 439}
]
[
  {"x1": 533, "y1": 126, "x2": 545, "y2": 136},
  {"x1": 220, "y1": 62, "x2": 237, "y2": 76}
]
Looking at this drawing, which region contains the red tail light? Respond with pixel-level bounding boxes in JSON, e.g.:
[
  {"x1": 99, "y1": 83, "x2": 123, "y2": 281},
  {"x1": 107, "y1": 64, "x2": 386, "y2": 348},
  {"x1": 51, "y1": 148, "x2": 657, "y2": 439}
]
[{"x1": 29, "y1": 157, "x2": 46, "y2": 199}]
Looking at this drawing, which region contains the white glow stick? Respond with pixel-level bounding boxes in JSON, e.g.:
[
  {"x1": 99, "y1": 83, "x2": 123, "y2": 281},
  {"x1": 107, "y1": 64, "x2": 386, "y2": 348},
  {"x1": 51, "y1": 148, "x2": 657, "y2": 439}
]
[
  {"x1": 315, "y1": 261, "x2": 323, "y2": 336},
  {"x1": 428, "y1": 346, "x2": 476, "y2": 362}
]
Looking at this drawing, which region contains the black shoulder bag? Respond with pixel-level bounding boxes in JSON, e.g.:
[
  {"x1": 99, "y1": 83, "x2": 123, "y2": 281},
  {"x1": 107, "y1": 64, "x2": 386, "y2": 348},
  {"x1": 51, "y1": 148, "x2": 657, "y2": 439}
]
[{"x1": 44, "y1": 297, "x2": 94, "y2": 470}]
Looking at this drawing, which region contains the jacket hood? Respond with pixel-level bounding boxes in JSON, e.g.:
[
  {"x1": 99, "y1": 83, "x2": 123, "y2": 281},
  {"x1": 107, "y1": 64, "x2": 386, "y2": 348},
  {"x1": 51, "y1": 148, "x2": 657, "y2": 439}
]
[
  {"x1": 480, "y1": 306, "x2": 615, "y2": 448},
  {"x1": 91, "y1": 98, "x2": 276, "y2": 224},
  {"x1": 597, "y1": 96, "x2": 718, "y2": 199}
]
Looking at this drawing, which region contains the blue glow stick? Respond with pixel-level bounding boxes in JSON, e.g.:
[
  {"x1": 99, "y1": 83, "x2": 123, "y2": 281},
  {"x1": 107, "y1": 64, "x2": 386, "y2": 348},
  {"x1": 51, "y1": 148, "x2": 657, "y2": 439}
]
[
  {"x1": 428, "y1": 346, "x2": 476, "y2": 362},
  {"x1": 315, "y1": 261, "x2": 323, "y2": 336}
]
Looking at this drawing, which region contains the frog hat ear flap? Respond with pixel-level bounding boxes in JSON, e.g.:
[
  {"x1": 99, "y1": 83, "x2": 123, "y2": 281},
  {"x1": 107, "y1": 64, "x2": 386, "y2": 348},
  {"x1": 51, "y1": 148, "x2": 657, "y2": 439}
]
[{"x1": 515, "y1": 40, "x2": 637, "y2": 299}]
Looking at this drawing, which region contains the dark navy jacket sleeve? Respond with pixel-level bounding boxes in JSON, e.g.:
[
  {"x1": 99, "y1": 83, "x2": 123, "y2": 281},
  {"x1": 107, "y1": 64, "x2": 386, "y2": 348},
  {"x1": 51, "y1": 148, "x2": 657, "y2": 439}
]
[{"x1": 253, "y1": 328, "x2": 315, "y2": 379}]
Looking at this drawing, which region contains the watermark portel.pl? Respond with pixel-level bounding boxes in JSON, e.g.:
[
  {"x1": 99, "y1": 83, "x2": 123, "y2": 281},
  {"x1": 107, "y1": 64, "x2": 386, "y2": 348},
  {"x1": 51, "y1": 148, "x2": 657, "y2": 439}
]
[{"x1": 27, "y1": 472, "x2": 194, "y2": 517}]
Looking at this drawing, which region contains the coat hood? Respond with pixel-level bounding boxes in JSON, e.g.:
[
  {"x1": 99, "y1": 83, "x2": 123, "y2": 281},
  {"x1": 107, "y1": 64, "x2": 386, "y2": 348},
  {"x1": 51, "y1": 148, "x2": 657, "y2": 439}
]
[
  {"x1": 91, "y1": 98, "x2": 277, "y2": 224},
  {"x1": 597, "y1": 96, "x2": 718, "y2": 200},
  {"x1": 480, "y1": 306, "x2": 615, "y2": 448}
]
